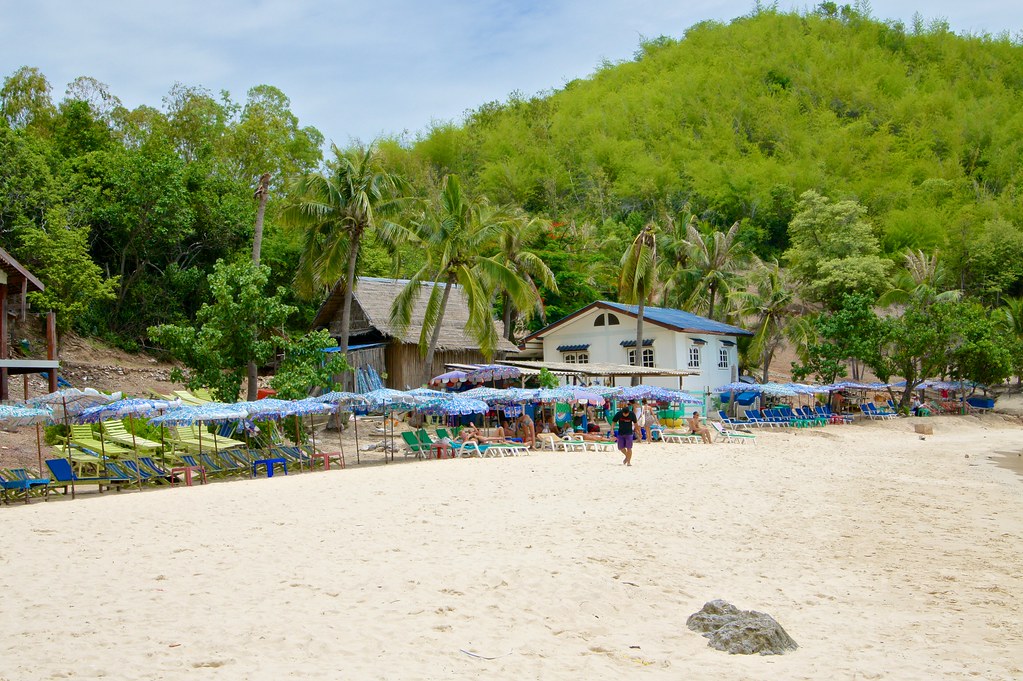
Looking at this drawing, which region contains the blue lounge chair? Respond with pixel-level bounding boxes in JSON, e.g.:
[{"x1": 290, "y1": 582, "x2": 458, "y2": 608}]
[{"x1": 45, "y1": 458, "x2": 129, "y2": 495}]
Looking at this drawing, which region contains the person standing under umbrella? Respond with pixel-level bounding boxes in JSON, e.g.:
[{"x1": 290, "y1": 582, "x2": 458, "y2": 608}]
[{"x1": 612, "y1": 402, "x2": 638, "y2": 466}]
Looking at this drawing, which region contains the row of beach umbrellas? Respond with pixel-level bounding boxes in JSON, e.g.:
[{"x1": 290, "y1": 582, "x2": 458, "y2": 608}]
[{"x1": 0, "y1": 383, "x2": 703, "y2": 491}]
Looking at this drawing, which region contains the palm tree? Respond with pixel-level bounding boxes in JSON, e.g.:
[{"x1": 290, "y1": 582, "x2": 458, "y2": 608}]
[
  {"x1": 282, "y1": 145, "x2": 404, "y2": 354},
  {"x1": 731, "y1": 259, "x2": 803, "y2": 382},
  {"x1": 678, "y1": 220, "x2": 746, "y2": 320},
  {"x1": 878, "y1": 249, "x2": 961, "y2": 308},
  {"x1": 619, "y1": 222, "x2": 657, "y2": 386},
  {"x1": 494, "y1": 212, "x2": 557, "y2": 342},
  {"x1": 389, "y1": 175, "x2": 539, "y2": 383}
]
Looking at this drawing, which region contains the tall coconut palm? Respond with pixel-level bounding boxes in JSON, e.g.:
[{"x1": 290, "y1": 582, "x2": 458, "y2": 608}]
[
  {"x1": 494, "y1": 213, "x2": 557, "y2": 342},
  {"x1": 678, "y1": 220, "x2": 746, "y2": 320},
  {"x1": 389, "y1": 175, "x2": 539, "y2": 383},
  {"x1": 731, "y1": 259, "x2": 803, "y2": 382},
  {"x1": 620, "y1": 222, "x2": 657, "y2": 386},
  {"x1": 282, "y1": 145, "x2": 404, "y2": 354}
]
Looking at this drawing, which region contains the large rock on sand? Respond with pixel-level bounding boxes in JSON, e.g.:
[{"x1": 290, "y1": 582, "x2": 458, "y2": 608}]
[{"x1": 686, "y1": 599, "x2": 798, "y2": 655}]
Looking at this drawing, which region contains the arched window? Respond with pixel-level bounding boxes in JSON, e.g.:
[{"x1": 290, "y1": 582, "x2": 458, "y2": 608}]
[
  {"x1": 594, "y1": 314, "x2": 606, "y2": 327},
  {"x1": 607, "y1": 314, "x2": 620, "y2": 325},
  {"x1": 577, "y1": 352, "x2": 589, "y2": 364}
]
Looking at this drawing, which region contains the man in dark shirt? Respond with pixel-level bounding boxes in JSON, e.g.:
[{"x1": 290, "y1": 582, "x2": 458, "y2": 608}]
[{"x1": 612, "y1": 402, "x2": 639, "y2": 466}]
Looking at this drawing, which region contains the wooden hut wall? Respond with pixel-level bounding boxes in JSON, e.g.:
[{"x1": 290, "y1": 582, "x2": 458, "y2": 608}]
[
  {"x1": 336, "y1": 345, "x2": 387, "y2": 392},
  {"x1": 384, "y1": 343, "x2": 492, "y2": 389}
]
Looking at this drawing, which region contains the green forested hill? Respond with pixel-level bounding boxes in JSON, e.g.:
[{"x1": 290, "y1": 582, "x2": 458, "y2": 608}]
[{"x1": 412, "y1": 8, "x2": 1023, "y2": 283}]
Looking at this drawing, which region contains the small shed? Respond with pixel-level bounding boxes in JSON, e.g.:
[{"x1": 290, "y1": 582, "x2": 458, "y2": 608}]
[
  {"x1": 0, "y1": 247, "x2": 58, "y2": 399},
  {"x1": 312, "y1": 277, "x2": 517, "y2": 390}
]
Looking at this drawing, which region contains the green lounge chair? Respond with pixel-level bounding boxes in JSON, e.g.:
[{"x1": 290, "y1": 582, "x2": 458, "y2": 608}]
[
  {"x1": 401, "y1": 431, "x2": 430, "y2": 458},
  {"x1": 100, "y1": 420, "x2": 164, "y2": 453},
  {"x1": 68, "y1": 424, "x2": 135, "y2": 458}
]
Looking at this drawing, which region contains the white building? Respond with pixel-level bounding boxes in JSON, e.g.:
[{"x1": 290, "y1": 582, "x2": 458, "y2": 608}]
[{"x1": 520, "y1": 301, "x2": 752, "y2": 391}]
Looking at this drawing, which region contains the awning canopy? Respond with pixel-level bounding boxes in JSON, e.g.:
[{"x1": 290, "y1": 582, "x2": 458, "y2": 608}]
[
  {"x1": 620, "y1": 339, "x2": 654, "y2": 347},
  {"x1": 556, "y1": 343, "x2": 590, "y2": 352}
]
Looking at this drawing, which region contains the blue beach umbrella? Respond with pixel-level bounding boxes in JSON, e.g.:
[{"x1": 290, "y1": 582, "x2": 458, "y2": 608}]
[
  {"x1": 78, "y1": 397, "x2": 183, "y2": 488},
  {"x1": 314, "y1": 392, "x2": 371, "y2": 465},
  {"x1": 0, "y1": 404, "x2": 53, "y2": 473}
]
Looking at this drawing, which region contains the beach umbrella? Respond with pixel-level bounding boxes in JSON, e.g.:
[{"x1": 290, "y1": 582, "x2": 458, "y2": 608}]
[
  {"x1": 0, "y1": 404, "x2": 53, "y2": 473},
  {"x1": 428, "y1": 370, "x2": 469, "y2": 389},
  {"x1": 289, "y1": 398, "x2": 335, "y2": 470},
  {"x1": 24, "y1": 388, "x2": 120, "y2": 498},
  {"x1": 405, "y1": 388, "x2": 453, "y2": 400},
  {"x1": 77, "y1": 397, "x2": 182, "y2": 490},
  {"x1": 361, "y1": 389, "x2": 419, "y2": 463},
  {"x1": 150, "y1": 403, "x2": 250, "y2": 470},
  {"x1": 463, "y1": 364, "x2": 521, "y2": 384},
  {"x1": 458, "y1": 386, "x2": 509, "y2": 403},
  {"x1": 416, "y1": 397, "x2": 490, "y2": 416},
  {"x1": 315, "y1": 392, "x2": 370, "y2": 465}
]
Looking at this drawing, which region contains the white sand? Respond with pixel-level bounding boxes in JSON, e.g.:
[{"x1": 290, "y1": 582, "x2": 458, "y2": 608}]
[{"x1": 2, "y1": 415, "x2": 1022, "y2": 680}]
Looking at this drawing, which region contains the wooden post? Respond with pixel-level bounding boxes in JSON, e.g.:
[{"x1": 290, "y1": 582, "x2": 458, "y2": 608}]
[
  {"x1": 0, "y1": 282, "x2": 8, "y2": 400},
  {"x1": 46, "y1": 311, "x2": 57, "y2": 393}
]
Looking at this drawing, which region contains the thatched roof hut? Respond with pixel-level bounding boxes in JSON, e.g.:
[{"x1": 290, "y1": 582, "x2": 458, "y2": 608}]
[{"x1": 312, "y1": 278, "x2": 517, "y2": 389}]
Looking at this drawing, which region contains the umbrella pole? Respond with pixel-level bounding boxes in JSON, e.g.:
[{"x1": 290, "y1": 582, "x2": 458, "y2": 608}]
[
  {"x1": 130, "y1": 418, "x2": 142, "y2": 491},
  {"x1": 336, "y1": 406, "x2": 345, "y2": 469},
  {"x1": 306, "y1": 413, "x2": 315, "y2": 466},
  {"x1": 353, "y1": 411, "x2": 360, "y2": 465},
  {"x1": 35, "y1": 423, "x2": 42, "y2": 474},
  {"x1": 62, "y1": 397, "x2": 75, "y2": 500},
  {"x1": 294, "y1": 416, "x2": 303, "y2": 472}
]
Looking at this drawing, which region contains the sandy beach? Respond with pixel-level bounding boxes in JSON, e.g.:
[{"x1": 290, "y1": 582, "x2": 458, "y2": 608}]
[{"x1": 2, "y1": 415, "x2": 1022, "y2": 680}]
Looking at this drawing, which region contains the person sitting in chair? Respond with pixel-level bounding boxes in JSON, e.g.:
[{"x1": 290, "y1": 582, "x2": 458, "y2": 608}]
[{"x1": 687, "y1": 410, "x2": 713, "y2": 444}]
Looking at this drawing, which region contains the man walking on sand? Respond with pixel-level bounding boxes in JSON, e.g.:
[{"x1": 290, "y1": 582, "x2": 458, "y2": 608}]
[{"x1": 612, "y1": 402, "x2": 639, "y2": 466}]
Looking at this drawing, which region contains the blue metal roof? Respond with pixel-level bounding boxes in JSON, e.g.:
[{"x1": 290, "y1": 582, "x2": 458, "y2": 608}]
[
  {"x1": 556, "y1": 343, "x2": 590, "y2": 352},
  {"x1": 619, "y1": 339, "x2": 654, "y2": 347},
  {"x1": 600, "y1": 302, "x2": 753, "y2": 336}
]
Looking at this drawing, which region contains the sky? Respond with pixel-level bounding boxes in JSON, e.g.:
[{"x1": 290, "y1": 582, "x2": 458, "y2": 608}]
[{"x1": 2, "y1": 1, "x2": 1022, "y2": 149}]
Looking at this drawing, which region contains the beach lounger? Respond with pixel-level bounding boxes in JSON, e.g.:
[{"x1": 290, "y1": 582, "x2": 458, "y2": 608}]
[
  {"x1": 717, "y1": 410, "x2": 748, "y2": 428},
  {"x1": 100, "y1": 419, "x2": 164, "y2": 453},
  {"x1": 711, "y1": 421, "x2": 757, "y2": 444},
  {"x1": 68, "y1": 424, "x2": 136, "y2": 458},
  {"x1": 0, "y1": 468, "x2": 52, "y2": 504},
  {"x1": 401, "y1": 431, "x2": 431, "y2": 459},
  {"x1": 45, "y1": 458, "x2": 129, "y2": 495},
  {"x1": 661, "y1": 431, "x2": 702, "y2": 444},
  {"x1": 539, "y1": 434, "x2": 585, "y2": 452}
]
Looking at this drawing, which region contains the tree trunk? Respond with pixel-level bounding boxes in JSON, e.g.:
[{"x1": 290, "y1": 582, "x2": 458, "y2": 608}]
[
  {"x1": 337, "y1": 231, "x2": 362, "y2": 355},
  {"x1": 247, "y1": 172, "x2": 271, "y2": 401},
  {"x1": 502, "y1": 291, "x2": 519, "y2": 343},
  {"x1": 761, "y1": 347, "x2": 775, "y2": 384},
  {"x1": 632, "y1": 300, "x2": 645, "y2": 386},
  {"x1": 708, "y1": 283, "x2": 716, "y2": 320},
  {"x1": 251, "y1": 172, "x2": 271, "y2": 266},
  {"x1": 422, "y1": 280, "x2": 454, "y2": 385}
]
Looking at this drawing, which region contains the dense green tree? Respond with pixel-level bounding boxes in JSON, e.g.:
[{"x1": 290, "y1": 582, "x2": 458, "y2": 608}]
[
  {"x1": 18, "y1": 207, "x2": 119, "y2": 341},
  {"x1": 148, "y1": 260, "x2": 295, "y2": 402},
  {"x1": 785, "y1": 190, "x2": 891, "y2": 304},
  {"x1": 269, "y1": 329, "x2": 353, "y2": 400}
]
